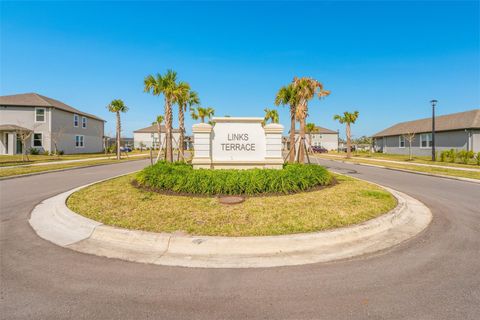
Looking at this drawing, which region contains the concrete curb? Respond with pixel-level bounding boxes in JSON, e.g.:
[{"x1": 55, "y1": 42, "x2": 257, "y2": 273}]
[
  {"x1": 29, "y1": 176, "x2": 432, "y2": 268},
  {"x1": 318, "y1": 158, "x2": 480, "y2": 184}
]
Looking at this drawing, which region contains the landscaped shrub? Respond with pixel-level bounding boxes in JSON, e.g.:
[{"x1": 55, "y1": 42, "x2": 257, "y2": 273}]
[
  {"x1": 440, "y1": 150, "x2": 448, "y2": 162},
  {"x1": 29, "y1": 148, "x2": 40, "y2": 155},
  {"x1": 449, "y1": 149, "x2": 457, "y2": 163},
  {"x1": 457, "y1": 150, "x2": 474, "y2": 164},
  {"x1": 476, "y1": 152, "x2": 480, "y2": 166},
  {"x1": 135, "y1": 161, "x2": 332, "y2": 195}
]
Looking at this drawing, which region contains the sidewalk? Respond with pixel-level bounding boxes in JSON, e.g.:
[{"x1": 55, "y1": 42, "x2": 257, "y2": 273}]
[
  {"x1": 315, "y1": 154, "x2": 480, "y2": 172},
  {"x1": 0, "y1": 152, "x2": 150, "y2": 169}
]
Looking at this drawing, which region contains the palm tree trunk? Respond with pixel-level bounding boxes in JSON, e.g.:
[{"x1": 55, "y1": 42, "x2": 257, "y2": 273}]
[
  {"x1": 164, "y1": 97, "x2": 173, "y2": 162},
  {"x1": 201, "y1": 116, "x2": 205, "y2": 123},
  {"x1": 178, "y1": 104, "x2": 185, "y2": 161},
  {"x1": 116, "y1": 112, "x2": 121, "y2": 160},
  {"x1": 346, "y1": 122, "x2": 351, "y2": 159},
  {"x1": 289, "y1": 105, "x2": 296, "y2": 163},
  {"x1": 155, "y1": 123, "x2": 162, "y2": 163},
  {"x1": 298, "y1": 117, "x2": 306, "y2": 163}
]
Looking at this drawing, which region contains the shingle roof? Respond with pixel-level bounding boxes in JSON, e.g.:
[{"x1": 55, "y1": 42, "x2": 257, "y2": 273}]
[
  {"x1": 0, "y1": 93, "x2": 104, "y2": 121},
  {"x1": 373, "y1": 109, "x2": 480, "y2": 138},
  {"x1": 294, "y1": 126, "x2": 338, "y2": 134},
  {"x1": 134, "y1": 124, "x2": 181, "y2": 133}
]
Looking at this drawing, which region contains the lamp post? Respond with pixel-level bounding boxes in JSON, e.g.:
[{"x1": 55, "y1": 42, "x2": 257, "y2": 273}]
[{"x1": 430, "y1": 99, "x2": 438, "y2": 161}]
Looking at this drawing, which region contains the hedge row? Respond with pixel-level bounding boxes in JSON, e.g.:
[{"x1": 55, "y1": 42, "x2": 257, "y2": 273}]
[{"x1": 135, "y1": 161, "x2": 332, "y2": 195}]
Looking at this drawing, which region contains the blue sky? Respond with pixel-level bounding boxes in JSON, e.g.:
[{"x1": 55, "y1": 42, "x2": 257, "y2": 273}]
[{"x1": 1, "y1": 1, "x2": 479, "y2": 138}]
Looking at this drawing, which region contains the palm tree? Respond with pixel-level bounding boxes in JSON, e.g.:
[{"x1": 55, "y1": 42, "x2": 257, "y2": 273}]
[
  {"x1": 175, "y1": 83, "x2": 200, "y2": 161},
  {"x1": 293, "y1": 77, "x2": 330, "y2": 163},
  {"x1": 144, "y1": 70, "x2": 182, "y2": 162},
  {"x1": 305, "y1": 123, "x2": 318, "y2": 152},
  {"x1": 191, "y1": 106, "x2": 215, "y2": 123},
  {"x1": 106, "y1": 99, "x2": 128, "y2": 160},
  {"x1": 333, "y1": 111, "x2": 359, "y2": 159},
  {"x1": 275, "y1": 83, "x2": 298, "y2": 163},
  {"x1": 152, "y1": 115, "x2": 164, "y2": 163},
  {"x1": 263, "y1": 108, "x2": 279, "y2": 125}
]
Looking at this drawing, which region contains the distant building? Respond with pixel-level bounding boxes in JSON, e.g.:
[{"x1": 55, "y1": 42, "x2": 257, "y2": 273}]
[
  {"x1": 373, "y1": 109, "x2": 480, "y2": 156},
  {"x1": 133, "y1": 124, "x2": 181, "y2": 149},
  {"x1": 0, "y1": 93, "x2": 104, "y2": 155},
  {"x1": 284, "y1": 126, "x2": 339, "y2": 151}
]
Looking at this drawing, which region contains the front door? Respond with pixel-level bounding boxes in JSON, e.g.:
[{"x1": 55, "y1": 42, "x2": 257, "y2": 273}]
[{"x1": 16, "y1": 135, "x2": 23, "y2": 154}]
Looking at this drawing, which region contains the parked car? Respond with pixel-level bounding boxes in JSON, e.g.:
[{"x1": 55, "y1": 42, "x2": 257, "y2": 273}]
[
  {"x1": 312, "y1": 146, "x2": 328, "y2": 153},
  {"x1": 120, "y1": 146, "x2": 132, "y2": 152}
]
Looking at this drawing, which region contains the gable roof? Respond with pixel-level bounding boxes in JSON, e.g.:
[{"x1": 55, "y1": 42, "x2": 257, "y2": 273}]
[
  {"x1": 294, "y1": 126, "x2": 338, "y2": 134},
  {"x1": 373, "y1": 109, "x2": 480, "y2": 138},
  {"x1": 134, "y1": 124, "x2": 181, "y2": 133},
  {"x1": 0, "y1": 93, "x2": 104, "y2": 121}
]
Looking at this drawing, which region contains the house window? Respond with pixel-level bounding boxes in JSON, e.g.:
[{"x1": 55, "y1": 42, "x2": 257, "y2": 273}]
[
  {"x1": 35, "y1": 108, "x2": 46, "y2": 122},
  {"x1": 74, "y1": 114, "x2": 79, "y2": 127},
  {"x1": 82, "y1": 117, "x2": 87, "y2": 128},
  {"x1": 420, "y1": 133, "x2": 432, "y2": 148},
  {"x1": 33, "y1": 133, "x2": 43, "y2": 147},
  {"x1": 75, "y1": 135, "x2": 84, "y2": 148},
  {"x1": 399, "y1": 136, "x2": 405, "y2": 148}
]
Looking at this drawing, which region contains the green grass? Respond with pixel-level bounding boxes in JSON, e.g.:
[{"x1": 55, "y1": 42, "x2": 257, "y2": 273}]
[
  {"x1": 316, "y1": 154, "x2": 480, "y2": 180},
  {"x1": 136, "y1": 162, "x2": 332, "y2": 195},
  {"x1": 0, "y1": 156, "x2": 150, "y2": 178},
  {"x1": 0, "y1": 150, "x2": 149, "y2": 167},
  {"x1": 326, "y1": 151, "x2": 480, "y2": 168},
  {"x1": 67, "y1": 174, "x2": 397, "y2": 236}
]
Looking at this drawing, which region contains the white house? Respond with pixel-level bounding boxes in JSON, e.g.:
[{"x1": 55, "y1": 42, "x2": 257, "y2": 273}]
[
  {"x1": 133, "y1": 124, "x2": 181, "y2": 149},
  {"x1": 0, "y1": 93, "x2": 105, "y2": 155},
  {"x1": 284, "y1": 126, "x2": 339, "y2": 151}
]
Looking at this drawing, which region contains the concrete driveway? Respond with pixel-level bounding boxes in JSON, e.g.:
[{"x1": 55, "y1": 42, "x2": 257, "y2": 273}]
[{"x1": 1, "y1": 159, "x2": 479, "y2": 319}]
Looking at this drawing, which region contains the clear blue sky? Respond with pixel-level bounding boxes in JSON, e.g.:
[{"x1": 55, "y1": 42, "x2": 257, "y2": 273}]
[{"x1": 1, "y1": 1, "x2": 479, "y2": 138}]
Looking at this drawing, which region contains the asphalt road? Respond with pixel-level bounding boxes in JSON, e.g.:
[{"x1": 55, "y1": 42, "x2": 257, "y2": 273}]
[{"x1": 1, "y1": 159, "x2": 479, "y2": 320}]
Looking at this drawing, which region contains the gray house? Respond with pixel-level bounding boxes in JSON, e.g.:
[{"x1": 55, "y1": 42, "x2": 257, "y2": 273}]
[
  {"x1": 373, "y1": 109, "x2": 480, "y2": 156},
  {"x1": 0, "y1": 93, "x2": 105, "y2": 155}
]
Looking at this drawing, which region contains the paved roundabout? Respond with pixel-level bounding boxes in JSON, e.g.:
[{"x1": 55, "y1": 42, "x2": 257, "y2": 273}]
[{"x1": 1, "y1": 159, "x2": 479, "y2": 319}]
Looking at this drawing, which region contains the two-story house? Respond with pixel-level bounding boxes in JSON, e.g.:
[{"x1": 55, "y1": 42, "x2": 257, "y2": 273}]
[{"x1": 0, "y1": 93, "x2": 105, "y2": 155}]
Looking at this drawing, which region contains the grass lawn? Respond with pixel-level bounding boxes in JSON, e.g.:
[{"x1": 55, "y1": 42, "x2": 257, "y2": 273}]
[
  {"x1": 0, "y1": 156, "x2": 150, "y2": 178},
  {"x1": 326, "y1": 151, "x2": 480, "y2": 168},
  {"x1": 0, "y1": 150, "x2": 150, "y2": 167},
  {"x1": 67, "y1": 173, "x2": 397, "y2": 237},
  {"x1": 315, "y1": 154, "x2": 480, "y2": 180}
]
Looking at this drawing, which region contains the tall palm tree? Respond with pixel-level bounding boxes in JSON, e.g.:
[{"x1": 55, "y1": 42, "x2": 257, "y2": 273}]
[
  {"x1": 152, "y1": 115, "x2": 164, "y2": 163},
  {"x1": 275, "y1": 83, "x2": 298, "y2": 163},
  {"x1": 293, "y1": 77, "x2": 330, "y2": 163},
  {"x1": 106, "y1": 99, "x2": 128, "y2": 160},
  {"x1": 144, "y1": 69, "x2": 181, "y2": 162},
  {"x1": 263, "y1": 108, "x2": 279, "y2": 125},
  {"x1": 305, "y1": 122, "x2": 318, "y2": 152},
  {"x1": 175, "y1": 83, "x2": 200, "y2": 161},
  {"x1": 191, "y1": 106, "x2": 215, "y2": 123},
  {"x1": 333, "y1": 111, "x2": 359, "y2": 159}
]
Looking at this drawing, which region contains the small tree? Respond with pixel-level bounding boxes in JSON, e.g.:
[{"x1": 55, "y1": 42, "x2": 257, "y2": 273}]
[
  {"x1": 305, "y1": 123, "x2": 319, "y2": 153},
  {"x1": 333, "y1": 111, "x2": 359, "y2": 159},
  {"x1": 152, "y1": 115, "x2": 165, "y2": 163},
  {"x1": 402, "y1": 132, "x2": 416, "y2": 161},
  {"x1": 14, "y1": 128, "x2": 33, "y2": 162},
  {"x1": 107, "y1": 99, "x2": 128, "y2": 160},
  {"x1": 50, "y1": 125, "x2": 67, "y2": 157}
]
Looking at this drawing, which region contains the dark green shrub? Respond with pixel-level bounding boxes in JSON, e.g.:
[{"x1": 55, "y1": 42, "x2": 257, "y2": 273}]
[
  {"x1": 29, "y1": 148, "x2": 40, "y2": 155},
  {"x1": 440, "y1": 150, "x2": 448, "y2": 162},
  {"x1": 449, "y1": 149, "x2": 456, "y2": 163},
  {"x1": 476, "y1": 152, "x2": 480, "y2": 166},
  {"x1": 458, "y1": 150, "x2": 474, "y2": 164},
  {"x1": 135, "y1": 162, "x2": 332, "y2": 195}
]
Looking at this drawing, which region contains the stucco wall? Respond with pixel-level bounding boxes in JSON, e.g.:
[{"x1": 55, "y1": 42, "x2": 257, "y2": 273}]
[
  {"x1": 51, "y1": 109, "x2": 104, "y2": 154},
  {"x1": 374, "y1": 130, "x2": 474, "y2": 156},
  {"x1": 0, "y1": 105, "x2": 52, "y2": 154}
]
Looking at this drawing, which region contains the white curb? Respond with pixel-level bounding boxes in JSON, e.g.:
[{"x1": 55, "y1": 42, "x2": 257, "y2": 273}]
[{"x1": 29, "y1": 177, "x2": 432, "y2": 268}]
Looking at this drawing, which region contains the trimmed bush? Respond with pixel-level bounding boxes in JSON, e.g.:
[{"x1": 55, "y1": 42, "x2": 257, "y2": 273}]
[{"x1": 135, "y1": 161, "x2": 333, "y2": 195}]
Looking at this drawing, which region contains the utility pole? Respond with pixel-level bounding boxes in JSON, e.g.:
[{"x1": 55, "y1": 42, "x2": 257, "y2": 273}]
[{"x1": 430, "y1": 99, "x2": 438, "y2": 161}]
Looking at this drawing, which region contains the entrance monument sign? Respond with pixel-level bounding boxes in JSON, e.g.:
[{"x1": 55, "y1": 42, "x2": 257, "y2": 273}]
[{"x1": 192, "y1": 117, "x2": 284, "y2": 169}]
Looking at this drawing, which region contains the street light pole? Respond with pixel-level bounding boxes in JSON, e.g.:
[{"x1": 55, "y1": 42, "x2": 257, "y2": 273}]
[{"x1": 430, "y1": 99, "x2": 438, "y2": 161}]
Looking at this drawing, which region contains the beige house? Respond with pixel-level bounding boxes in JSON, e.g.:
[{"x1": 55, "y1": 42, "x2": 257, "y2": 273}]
[
  {"x1": 133, "y1": 124, "x2": 181, "y2": 149},
  {"x1": 284, "y1": 126, "x2": 339, "y2": 151},
  {"x1": 373, "y1": 109, "x2": 480, "y2": 156},
  {"x1": 0, "y1": 93, "x2": 105, "y2": 155}
]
